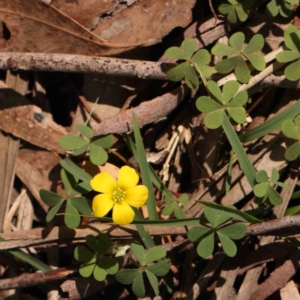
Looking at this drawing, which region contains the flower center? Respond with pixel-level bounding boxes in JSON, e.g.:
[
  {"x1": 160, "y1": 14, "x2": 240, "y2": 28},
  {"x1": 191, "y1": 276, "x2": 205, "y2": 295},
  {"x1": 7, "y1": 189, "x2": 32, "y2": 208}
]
[{"x1": 112, "y1": 187, "x2": 126, "y2": 203}]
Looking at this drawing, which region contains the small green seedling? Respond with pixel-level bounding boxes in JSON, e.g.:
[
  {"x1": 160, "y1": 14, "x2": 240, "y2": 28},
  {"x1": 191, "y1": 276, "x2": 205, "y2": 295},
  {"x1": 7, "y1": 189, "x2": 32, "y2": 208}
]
[
  {"x1": 59, "y1": 124, "x2": 114, "y2": 165},
  {"x1": 196, "y1": 80, "x2": 248, "y2": 129},
  {"x1": 74, "y1": 234, "x2": 119, "y2": 281},
  {"x1": 39, "y1": 169, "x2": 92, "y2": 228},
  {"x1": 281, "y1": 114, "x2": 300, "y2": 160},
  {"x1": 162, "y1": 193, "x2": 189, "y2": 219},
  {"x1": 212, "y1": 32, "x2": 265, "y2": 83},
  {"x1": 218, "y1": 0, "x2": 254, "y2": 23},
  {"x1": 188, "y1": 206, "x2": 247, "y2": 258},
  {"x1": 164, "y1": 38, "x2": 212, "y2": 88},
  {"x1": 253, "y1": 168, "x2": 289, "y2": 206},
  {"x1": 276, "y1": 25, "x2": 300, "y2": 81},
  {"x1": 266, "y1": 0, "x2": 298, "y2": 17},
  {"x1": 116, "y1": 243, "x2": 171, "y2": 297}
]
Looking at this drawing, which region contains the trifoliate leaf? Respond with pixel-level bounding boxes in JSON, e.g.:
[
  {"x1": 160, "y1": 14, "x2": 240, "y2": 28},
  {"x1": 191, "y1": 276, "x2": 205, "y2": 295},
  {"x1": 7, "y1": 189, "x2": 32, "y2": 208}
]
[
  {"x1": 204, "y1": 109, "x2": 225, "y2": 129},
  {"x1": 256, "y1": 170, "x2": 268, "y2": 183},
  {"x1": 69, "y1": 197, "x2": 92, "y2": 215},
  {"x1": 93, "y1": 264, "x2": 106, "y2": 281},
  {"x1": 76, "y1": 124, "x2": 93, "y2": 139},
  {"x1": 207, "y1": 80, "x2": 224, "y2": 104},
  {"x1": 115, "y1": 269, "x2": 140, "y2": 284},
  {"x1": 185, "y1": 64, "x2": 200, "y2": 89},
  {"x1": 61, "y1": 169, "x2": 78, "y2": 196},
  {"x1": 46, "y1": 201, "x2": 64, "y2": 222},
  {"x1": 268, "y1": 187, "x2": 283, "y2": 206},
  {"x1": 181, "y1": 38, "x2": 197, "y2": 59},
  {"x1": 131, "y1": 242, "x2": 146, "y2": 266},
  {"x1": 132, "y1": 272, "x2": 145, "y2": 297},
  {"x1": 218, "y1": 223, "x2": 247, "y2": 239},
  {"x1": 96, "y1": 234, "x2": 113, "y2": 255},
  {"x1": 74, "y1": 245, "x2": 94, "y2": 263},
  {"x1": 146, "y1": 259, "x2": 171, "y2": 276},
  {"x1": 244, "y1": 34, "x2": 265, "y2": 53},
  {"x1": 223, "y1": 81, "x2": 240, "y2": 104},
  {"x1": 79, "y1": 256, "x2": 96, "y2": 278},
  {"x1": 91, "y1": 134, "x2": 114, "y2": 148},
  {"x1": 254, "y1": 182, "x2": 269, "y2": 197},
  {"x1": 59, "y1": 136, "x2": 89, "y2": 151},
  {"x1": 204, "y1": 206, "x2": 232, "y2": 228},
  {"x1": 145, "y1": 269, "x2": 159, "y2": 296},
  {"x1": 39, "y1": 189, "x2": 65, "y2": 206},
  {"x1": 89, "y1": 143, "x2": 108, "y2": 165},
  {"x1": 188, "y1": 226, "x2": 213, "y2": 242},
  {"x1": 217, "y1": 233, "x2": 237, "y2": 257},
  {"x1": 227, "y1": 107, "x2": 246, "y2": 124},
  {"x1": 196, "y1": 233, "x2": 215, "y2": 258},
  {"x1": 196, "y1": 97, "x2": 222, "y2": 113},
  {"x1": 145, "y1": 247, "x2": 166, "y2": 265},
  {"x1": 173, "y1": 204, "x2": 185, "y2": 219},
  {"x1": 230, "y1": 32, "x2": 245, "y2": 51},
  {"x1": 245, "y1": 53, "x2": 266, "y2": 71},
  {"x1": 271, "y1": 168, "x2": 280, "y2": 183},
  {"x1": 284, "y1": 142, "x2": 300, "y2": 161},
  {"x1": 167, "y1": 61, "x2": 187, "y2": 82},
  {"x1": 178, "y1": 194, "x2": 189, "y2": 205},
  {"x1": 285, "y1": 59, "x2": 300, "y2": 81},
  {"x1": 65, "y1": 201, "x2": 80, "y2": 228}
]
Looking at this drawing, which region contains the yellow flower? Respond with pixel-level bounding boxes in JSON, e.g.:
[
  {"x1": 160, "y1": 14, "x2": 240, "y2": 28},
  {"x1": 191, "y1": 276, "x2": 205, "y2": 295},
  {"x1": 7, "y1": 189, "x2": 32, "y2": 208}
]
[{"x1": 90, "y1": 166, "x2": 148, "y2": 225}]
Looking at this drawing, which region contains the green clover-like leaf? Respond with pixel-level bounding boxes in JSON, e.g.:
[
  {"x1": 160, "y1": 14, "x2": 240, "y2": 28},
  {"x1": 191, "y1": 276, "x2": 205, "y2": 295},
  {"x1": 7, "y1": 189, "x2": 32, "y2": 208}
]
[
  {"x1": 74, "y1": 245, "x2": 94, "y2": 263},
  {"x1": 76, "y1": 124, "x2": 93, "y2": 139},
  {"x1": 217, "y1": 232, "x2": 237, "y2": 257},
  {"x1": 165, "y1": 39, "x2": 211, "y2": 88},
  {"x1": 204, "y1": 206, "x2": 232, "y2": 228},
  {"x1": 146, "y1": 259, "x2": 171, "y2": 277},
  {"x1": 218, "y1": 0, "x2": 254, "y2": 23},
  {"x1": 144, "y1": 247, "x2": 166, "y2": 265},
  {"x1": 65, "y1": 201, "x2": 81, "y2": 229},
  {"x1": 115, "y1": 269, "x2": 141, "y2": 284},
  {"x1": 212, "y1": 32, "x2": 265, "y2": 83},
  {"x1": 277, "y1": 26, "x2": 300, "y2": 81},
  {"x1": 253, "y1": 169, "x2": 287, "y2": 205},
  {"x1": 196, "y1": 232, "x2": 215, "y2": 258},
  {"x1": 266, "y1": 0, "x2": 298, "y2": 17},
  {"x1": 59, "y1": 136, "x2": 89, "y2": 151},
  {"x1": 164, "y1": 38, "x2": 197, "y2": 60},
  {"x1": 196, "y1": 80, "x2": 248, "y2": 129},
  {"x1": 218, "y1": 223, "x2": 247, "y2": 239},
  {"x1": 282, "y1": 115, "x2": 300, "y2": 160},
  {"x1": 131, "y1": 242, "x2": 146, "y2": 266},
  {"x1": 145, "y1": 269, "x2": 159, "y2": 296}
]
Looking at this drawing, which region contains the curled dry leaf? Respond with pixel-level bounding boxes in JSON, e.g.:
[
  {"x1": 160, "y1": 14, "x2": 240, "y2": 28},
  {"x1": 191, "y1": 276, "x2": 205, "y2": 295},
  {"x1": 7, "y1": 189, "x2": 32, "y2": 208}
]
[{"x1": 0, "y1": 0, "x2": 196, "y2": 55}]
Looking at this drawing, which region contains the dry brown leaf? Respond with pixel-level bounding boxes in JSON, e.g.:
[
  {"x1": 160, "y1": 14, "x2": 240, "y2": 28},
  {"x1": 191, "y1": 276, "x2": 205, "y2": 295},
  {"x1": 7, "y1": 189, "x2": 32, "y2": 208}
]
[
  {"x1": 50, "y1": 0, "x2": 196, "y2": 45},
  {"x1": 0, "y1": 0, "x2": 195, "y2": 55},
  {"x1": 0, "y1": 0, "x2": 129, "y2": 55}
]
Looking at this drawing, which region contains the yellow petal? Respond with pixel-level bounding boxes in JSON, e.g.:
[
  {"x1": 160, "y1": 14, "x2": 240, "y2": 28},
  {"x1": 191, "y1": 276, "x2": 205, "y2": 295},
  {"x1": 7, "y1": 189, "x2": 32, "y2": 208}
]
[
  {"x1": 112, "y1": 201, "x2": 135, "y2": 225},
  {"x1": 92, "y1": 194, "x2": 114, "y2": 217},
  {"x1": 90, "y1": 172, "x2": 117, "y2": 194},
  {"x1": 118, "y1": 166, "x2": 139, "y2": 190},
  {"x1": 124, "y1": 185, "x2": 148, "y2": 208}
]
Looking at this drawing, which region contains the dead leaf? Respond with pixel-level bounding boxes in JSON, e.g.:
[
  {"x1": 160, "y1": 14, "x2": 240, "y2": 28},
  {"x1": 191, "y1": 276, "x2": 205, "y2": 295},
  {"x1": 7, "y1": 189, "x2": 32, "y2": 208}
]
[
  {"x1": 55, "y1": 0, "x2": 196, "y2": 45},
  {"x1": 0, "y1": 0, "x2": 132, "y2": 55},
  {"x1": 0, "y1": 0, "x2": 195, "y2": 56},
  {"x1": 0, "y1": 81, "x2": 67, "y2": 153}
]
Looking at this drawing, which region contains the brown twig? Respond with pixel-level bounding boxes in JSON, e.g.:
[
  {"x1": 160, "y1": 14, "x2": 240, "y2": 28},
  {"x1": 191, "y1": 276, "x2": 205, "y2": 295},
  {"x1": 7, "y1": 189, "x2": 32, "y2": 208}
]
[
  {"x1": 2, "y1": 215, "x2": 300, "y2": 251},
  {"x1": 0, "y1": 52, "x2": 172, "y2": 80},
  {"x1": 0, "y1": 268, "x2": 77, "y2": 291}
]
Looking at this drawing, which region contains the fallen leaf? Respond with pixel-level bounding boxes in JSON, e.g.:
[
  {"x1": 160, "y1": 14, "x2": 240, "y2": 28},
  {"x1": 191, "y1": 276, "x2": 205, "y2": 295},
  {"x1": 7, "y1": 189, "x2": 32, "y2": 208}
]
[{"x1": 0, "y1": 0, "x2": 133, "y2": 55}]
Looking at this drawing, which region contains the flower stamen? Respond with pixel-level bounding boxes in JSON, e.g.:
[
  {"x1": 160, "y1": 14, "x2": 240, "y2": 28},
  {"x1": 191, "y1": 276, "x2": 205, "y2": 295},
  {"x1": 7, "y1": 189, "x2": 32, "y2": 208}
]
[{"x1": 112, "y1": 188, "x2": 126, "y2": 203}]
